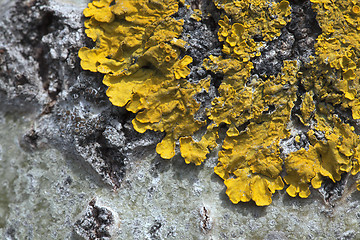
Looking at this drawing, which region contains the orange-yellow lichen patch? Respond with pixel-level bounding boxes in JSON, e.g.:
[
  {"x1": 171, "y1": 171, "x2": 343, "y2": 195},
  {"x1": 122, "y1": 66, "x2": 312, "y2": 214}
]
[
  {"x1": 299, "y1": 92, "x2": 315, "y2": 125},
  {"x1": 83, "y1": 0, "x2": 114, "y2": 23},
  {"x1": 310, "y1": 0, "x2": 360, "y2": 119},
  {"x1": 284, "y1": 146, "x2": 319, "y2": 198},
  {"x1": 214, "y1": 0, "x2": 291, "y2": 61},
  {"x1": 180, "y1": 127, "x2": 218, "y2": 165},
  {"x1": 203, "y1": 55, "x2": 258, "y2": 127},
  {"x1": 207, "y1": 0, "x2": 359, "y2": 202},
  {"x1": 80, "y1": 0, "x2": 360, "y2": 206},
  {"x1": 190, "y1": 9, "x2": 202, "y2": 21},
  {"x1": 284, "y1": 111, "x2": 360, "y2": 197},
  {"x1": 79, "y1": 0, "x2": 209, "y2": 160},
  {"x1": 211, "y1": 60, "x2": 299, "y2": 205},
  {"x1": 224, "y1": 169, "x2": 284, "y2": 206},
  {"x1": 311, "y1": 112, "x2": 360, "y2": 180}
]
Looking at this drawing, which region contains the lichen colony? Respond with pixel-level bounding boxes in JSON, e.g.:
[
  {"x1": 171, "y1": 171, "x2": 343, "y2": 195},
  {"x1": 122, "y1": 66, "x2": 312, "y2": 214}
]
[{"x1": 79, "y1": 0, "x2": 360, "y2": 206}]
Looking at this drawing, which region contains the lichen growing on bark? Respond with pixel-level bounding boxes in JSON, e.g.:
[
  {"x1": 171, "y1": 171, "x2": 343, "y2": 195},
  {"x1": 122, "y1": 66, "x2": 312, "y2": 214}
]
[
  {"x1": 79, "y1": 0, "x2": 210, "y2": 160},
  {"x1": 79, "y1": 0, "x2": 360, "y2": 206}
]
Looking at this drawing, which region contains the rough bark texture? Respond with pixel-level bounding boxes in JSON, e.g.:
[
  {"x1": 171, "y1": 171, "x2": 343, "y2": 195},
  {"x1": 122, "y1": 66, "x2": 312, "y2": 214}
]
[{"x1": 1, "y1": 0, "x2": 360, "y2": 239}]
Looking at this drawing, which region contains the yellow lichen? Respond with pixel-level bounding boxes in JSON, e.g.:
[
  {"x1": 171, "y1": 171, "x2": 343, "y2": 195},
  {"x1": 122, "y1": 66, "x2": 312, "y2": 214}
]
[
  {"x1": 309, "y1": 0, "x2": 360, "y2": 119},
  {"x1": 205, "y1": 0, "x2": 360, "y2": 205},
  {"x1": 215, "y1": 0, "x2": 291, "y2": 61},
  {"x1": 211, "y1": 60, "x2": 298, "y2": 206},
  {"x1": 299, "y1": 92, "x2": 315, "y2": 125},
  {"x1": 79, "y1": 0, "x2": 209, "y2": 160},
  {"x1": 284, "y1": 112, "x2": 360, "y2": 197},
  {"x1": 284, "y1": 146, "x2": 319, "y2": 198},
  {"x1": 190, "y1": 9, "x2": 202, "y2": 21},
  {"x1": 180, "y1": 126, "x2": 218, "y2": 165},
  {"x1": 80, "y1": 0, "x2": 360, "y2": 206}
]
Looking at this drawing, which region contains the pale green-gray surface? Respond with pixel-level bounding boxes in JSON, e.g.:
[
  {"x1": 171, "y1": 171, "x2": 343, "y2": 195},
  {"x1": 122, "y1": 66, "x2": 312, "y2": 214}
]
[
  {"x1": 0, "y1": 112, "x2": 101, "y2": 239},
  {"x1": 1, "y1": 111, "x2": 360, "y2": 239}
]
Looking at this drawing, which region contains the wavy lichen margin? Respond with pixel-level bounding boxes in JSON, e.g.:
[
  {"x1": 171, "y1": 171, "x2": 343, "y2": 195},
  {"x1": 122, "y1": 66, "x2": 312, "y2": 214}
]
[
  {"x1": 79, "y1": 0, "x2": 360, "y2": 206},
  {"x1": 78, "y1": 0, "x2": 210, "y2": 160}
]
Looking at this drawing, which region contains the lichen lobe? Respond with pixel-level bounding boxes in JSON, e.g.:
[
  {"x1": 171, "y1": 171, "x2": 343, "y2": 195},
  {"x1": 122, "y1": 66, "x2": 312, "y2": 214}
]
[{"x1": 79, "y1": 0, "x2": 360, "y2": 206}]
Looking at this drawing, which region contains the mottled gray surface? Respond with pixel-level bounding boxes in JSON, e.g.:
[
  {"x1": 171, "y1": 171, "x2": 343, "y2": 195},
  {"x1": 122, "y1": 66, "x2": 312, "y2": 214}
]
[
  {"x1": 74, "y1": 199, "x2": 119, "y2": 240},
  {"x1": 2, "y1": 112, "x2": 360, "y2": 240},
  {"x1": 1, "y1": 0, "x2": 360, "y2": 239}
]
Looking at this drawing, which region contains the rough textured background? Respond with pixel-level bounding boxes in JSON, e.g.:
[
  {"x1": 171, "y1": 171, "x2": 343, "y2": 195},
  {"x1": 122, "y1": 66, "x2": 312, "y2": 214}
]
[{"x1": 1, "y1": 0, "x2": 360, "y2": 239}]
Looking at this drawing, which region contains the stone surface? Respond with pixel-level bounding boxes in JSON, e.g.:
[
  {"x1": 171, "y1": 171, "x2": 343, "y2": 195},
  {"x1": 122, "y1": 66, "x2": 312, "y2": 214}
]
[{"x1": 1, "y1": 0, "x2": 360, "y2": 239}]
